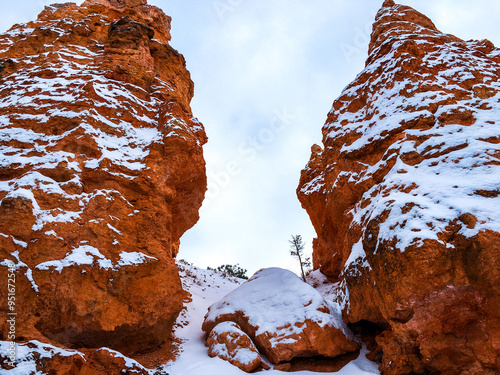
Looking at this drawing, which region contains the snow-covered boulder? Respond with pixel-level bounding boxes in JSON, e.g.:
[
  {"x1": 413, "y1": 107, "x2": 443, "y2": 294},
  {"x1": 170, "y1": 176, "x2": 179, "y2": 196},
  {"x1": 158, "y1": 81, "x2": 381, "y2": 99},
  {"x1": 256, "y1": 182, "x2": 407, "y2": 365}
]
[
  {"x1": 202, "y1": 267, "x2": 360, "y2": 364},
  {"x1": 207, "y1": 321, "x2": 265, "y2": 372}
]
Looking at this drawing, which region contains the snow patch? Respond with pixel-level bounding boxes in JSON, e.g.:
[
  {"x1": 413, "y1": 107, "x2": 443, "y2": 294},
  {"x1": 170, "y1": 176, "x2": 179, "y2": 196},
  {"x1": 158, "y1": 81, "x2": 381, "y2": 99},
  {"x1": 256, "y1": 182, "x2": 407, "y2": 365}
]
[
  {"x1": 117, "y1": 251, "x2": 157, "y2": 266},
  {"x1": 35, "y1": 245, "x2": 113, "y2": 272},
  {"x1": 34, "y1": 246, "x2": 156, "y2": 273}
]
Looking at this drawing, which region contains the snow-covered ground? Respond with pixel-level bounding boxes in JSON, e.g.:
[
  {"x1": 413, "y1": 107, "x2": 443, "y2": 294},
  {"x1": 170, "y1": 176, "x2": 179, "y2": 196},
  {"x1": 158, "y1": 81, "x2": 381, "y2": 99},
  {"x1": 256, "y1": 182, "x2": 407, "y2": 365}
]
[
  {"x1": 162, "y1": 261, "x2": 380, "y2": 375},
  {"x1": 0, "y1": 261, "x2": 379, "y2": 374}
]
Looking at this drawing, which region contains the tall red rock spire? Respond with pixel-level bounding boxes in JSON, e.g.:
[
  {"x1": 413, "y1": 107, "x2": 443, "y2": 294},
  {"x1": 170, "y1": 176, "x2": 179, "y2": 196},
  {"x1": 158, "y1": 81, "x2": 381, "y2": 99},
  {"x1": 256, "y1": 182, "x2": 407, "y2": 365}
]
[
  {"x1": 298, "y1": 2, "x2": 500, "y2": 374},
  {"x1": 0, "y1": 0, "x2": 207, "y2": 369}
]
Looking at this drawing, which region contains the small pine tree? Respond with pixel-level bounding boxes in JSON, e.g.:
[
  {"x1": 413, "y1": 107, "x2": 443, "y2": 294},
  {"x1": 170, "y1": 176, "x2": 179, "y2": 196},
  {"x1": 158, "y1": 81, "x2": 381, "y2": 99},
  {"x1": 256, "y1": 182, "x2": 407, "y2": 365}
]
[
  {"x1": 289, "y1": 235, "x2": 311, "y2": 282},
  {"x1": 208, "y1": 264, "x2": 248, "y2": 279}
]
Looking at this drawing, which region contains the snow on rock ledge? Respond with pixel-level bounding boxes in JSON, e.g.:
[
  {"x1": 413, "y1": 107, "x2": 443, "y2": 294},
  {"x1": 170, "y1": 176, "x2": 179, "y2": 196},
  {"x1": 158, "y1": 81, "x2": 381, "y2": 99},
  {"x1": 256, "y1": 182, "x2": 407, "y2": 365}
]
[{"x1": 202, "y1": 268, "x2": 360, "y2": 364}]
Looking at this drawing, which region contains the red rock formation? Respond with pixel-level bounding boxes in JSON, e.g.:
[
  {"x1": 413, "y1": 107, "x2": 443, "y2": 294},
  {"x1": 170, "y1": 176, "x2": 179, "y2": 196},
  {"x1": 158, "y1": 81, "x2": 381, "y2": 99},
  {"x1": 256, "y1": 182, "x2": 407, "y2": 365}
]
[
  {"x1": 298, "y1": 1, "x2": 500, "y2": 374},
  {"x1": 202, "y1": 268, "x2": 360, "y2": 364},
  {"x1": 207, "y1": 321, "x2": 265, "y2": 373},
  {"x1": 0, "y1": 340, "x2": 150, "y2": 374},
  {"x1": 0, "y1": 0, "x2": 206, "y2": 362}
]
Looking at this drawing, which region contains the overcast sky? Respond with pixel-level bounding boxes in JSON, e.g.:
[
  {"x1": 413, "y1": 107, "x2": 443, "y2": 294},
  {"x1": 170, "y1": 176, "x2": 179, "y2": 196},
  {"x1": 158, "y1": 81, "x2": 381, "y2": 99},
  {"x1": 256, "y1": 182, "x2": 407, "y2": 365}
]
[{"x1": 2, "y1": 1, "x2": 500, "y2": 276}]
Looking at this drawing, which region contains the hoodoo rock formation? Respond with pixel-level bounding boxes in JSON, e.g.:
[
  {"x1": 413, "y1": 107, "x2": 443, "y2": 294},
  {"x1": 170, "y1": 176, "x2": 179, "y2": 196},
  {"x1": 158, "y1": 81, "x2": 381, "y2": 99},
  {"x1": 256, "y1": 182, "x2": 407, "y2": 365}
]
[
  {"x1": 298, "y1": 1, "x2": 500, "y2": 374},
  {"x1": 0, "y1": 0, "x2": 207, "y2": 367}
]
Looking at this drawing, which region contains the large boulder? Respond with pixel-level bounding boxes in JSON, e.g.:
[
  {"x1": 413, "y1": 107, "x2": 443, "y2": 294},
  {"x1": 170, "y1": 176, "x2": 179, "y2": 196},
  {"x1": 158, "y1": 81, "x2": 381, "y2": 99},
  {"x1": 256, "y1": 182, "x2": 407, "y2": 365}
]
[
  {"x1": 207, "y1": 321, "x2": 265, "y2": 373},
  {"x1": 0, "y1": 0, "x2": 206, "y2": 360},
  {"x1": 297, "y1": 1, "x2": 500, "y2": 374},
  {"x1": 202, "y1": 268, "x2": 360, "y2": 364}
]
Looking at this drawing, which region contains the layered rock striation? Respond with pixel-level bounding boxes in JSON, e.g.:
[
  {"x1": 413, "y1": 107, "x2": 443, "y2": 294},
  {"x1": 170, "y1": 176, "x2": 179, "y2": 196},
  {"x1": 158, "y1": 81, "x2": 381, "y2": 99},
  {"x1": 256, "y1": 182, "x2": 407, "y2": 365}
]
[
  {"x1": 298, "y1": 1, "x2": 500, "y2": 374},
  {"x1": 0, "y1": 0, "x2": 206, "y2": 361}
]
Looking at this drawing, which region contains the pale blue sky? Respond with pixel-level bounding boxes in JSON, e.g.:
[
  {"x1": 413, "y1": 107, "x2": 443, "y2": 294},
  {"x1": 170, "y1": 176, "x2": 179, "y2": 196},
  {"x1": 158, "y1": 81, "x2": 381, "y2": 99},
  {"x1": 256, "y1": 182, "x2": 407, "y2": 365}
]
[{"x1": 2, "y1": 0, "x2": 500, "y2": 276}]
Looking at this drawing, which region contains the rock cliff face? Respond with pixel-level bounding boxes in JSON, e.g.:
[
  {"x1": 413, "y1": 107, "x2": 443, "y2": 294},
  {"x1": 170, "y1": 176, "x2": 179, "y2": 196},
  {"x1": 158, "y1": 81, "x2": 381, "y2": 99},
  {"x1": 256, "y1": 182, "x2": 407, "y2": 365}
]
[
  {"x1": 0, "y1": 0, "x2": 206, "y2": 360},
  {"x1": 298, "y1": 1, "x2": 500, "y2": 374}
]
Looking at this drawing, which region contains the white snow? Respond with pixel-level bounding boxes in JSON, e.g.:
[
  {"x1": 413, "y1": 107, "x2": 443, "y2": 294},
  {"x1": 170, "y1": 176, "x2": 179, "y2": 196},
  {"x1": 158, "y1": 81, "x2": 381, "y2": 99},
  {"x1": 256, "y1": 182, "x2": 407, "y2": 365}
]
[
  {"x1": 34, "y1": 246, "x2": 157, "y2": 273},
  {"x1": 35, "y1": 245, "x2": 113, "y2": 272},
  {"x1": 117, "y1": 251, "x2": 157, "y2": 266},
  {"x1": 301, "y1": 173, "x2": 325, "y2": 195},
  {"x1": 44, "y1": 230, "x2": 64, "y2": 240},
  {"x1": 97, "y1": 347, "x2": 146, "y2": 371},
  {"x1": 0, "y1": 250, "x2": 39, "y2": 292},
  {"x1": 344, "y1": 239, "x2": 371, "y2": 277},
  {"x1": 0, "y1": 13, "x2": 203, "y2": 239},
  {"x1": 162, "y1": 260, "x2": 249, "y2": 374},
  {"x1": 0, "y1": 340, "x2": 85, "y2": 375},
  {"x1": 0, "y1": 6, "x2": 381, "y2": 374},
  {"x1": 107, "y1": 223, "x2": 123, "y2": 235}
]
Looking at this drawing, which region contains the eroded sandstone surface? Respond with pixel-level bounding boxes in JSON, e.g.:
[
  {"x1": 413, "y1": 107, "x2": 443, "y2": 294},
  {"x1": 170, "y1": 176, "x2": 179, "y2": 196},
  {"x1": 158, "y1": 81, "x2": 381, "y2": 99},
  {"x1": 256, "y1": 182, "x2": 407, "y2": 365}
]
[
  {"x1": 298, "y1": 1, "x2": 500, "y2": 374},
  {"x1": 0, "y1": 0, "x2": 206, "y2": 362}
]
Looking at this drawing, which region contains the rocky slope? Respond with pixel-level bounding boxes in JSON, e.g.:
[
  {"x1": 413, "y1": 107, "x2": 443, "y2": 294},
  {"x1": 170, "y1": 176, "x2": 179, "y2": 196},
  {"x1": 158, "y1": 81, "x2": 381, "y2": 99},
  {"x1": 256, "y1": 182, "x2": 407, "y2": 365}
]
[
  {"x1": 298, "y1": 1, "x2": 500, "y2": 374},
  {"x1": 0, "y1": 0, "x2": 207, "y2": 367}
]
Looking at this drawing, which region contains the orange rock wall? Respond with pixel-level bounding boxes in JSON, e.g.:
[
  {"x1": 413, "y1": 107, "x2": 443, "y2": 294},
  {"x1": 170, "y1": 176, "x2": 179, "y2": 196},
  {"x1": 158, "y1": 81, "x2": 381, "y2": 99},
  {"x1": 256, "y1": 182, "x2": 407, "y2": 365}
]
[
  {"x1": 0, "y1": 0, "x2": 206, "y2": 356},
  {"x1": 298, "y1": 1, "x2": 500, "y2": 374}
]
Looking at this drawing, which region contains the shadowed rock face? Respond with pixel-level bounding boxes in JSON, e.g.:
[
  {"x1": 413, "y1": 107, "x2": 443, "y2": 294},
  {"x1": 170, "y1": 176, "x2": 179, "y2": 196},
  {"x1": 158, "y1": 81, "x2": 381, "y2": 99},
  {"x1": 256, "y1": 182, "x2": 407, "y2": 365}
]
[
  {"x1": 298, "y1": 2, "x2": 500, "y2": 374},
  {"x1": 0, "y1": 0, "x2": 207, "y2": 358}
]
